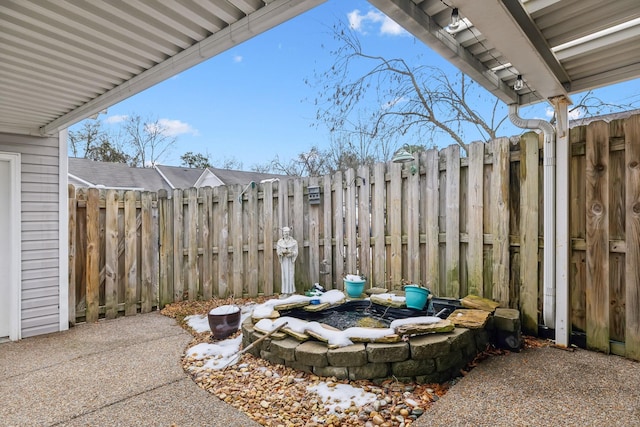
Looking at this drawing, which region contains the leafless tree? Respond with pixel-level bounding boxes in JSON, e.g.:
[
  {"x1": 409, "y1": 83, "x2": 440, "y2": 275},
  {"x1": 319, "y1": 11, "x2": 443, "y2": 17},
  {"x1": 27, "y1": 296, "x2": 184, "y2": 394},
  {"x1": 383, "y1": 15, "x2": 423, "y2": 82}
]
[
  {"x1": 308, "y1": 24, "x2": 511, "y2": 155},
  {"x1": 120, "y1": 115, "x2": 176, "y2": 167},
  {"x1": 69, "y1": 121, "x2": 129, "y2": 163},
  {"x1": 268, "y1": 146, "x2": 329, "y2": 176}
]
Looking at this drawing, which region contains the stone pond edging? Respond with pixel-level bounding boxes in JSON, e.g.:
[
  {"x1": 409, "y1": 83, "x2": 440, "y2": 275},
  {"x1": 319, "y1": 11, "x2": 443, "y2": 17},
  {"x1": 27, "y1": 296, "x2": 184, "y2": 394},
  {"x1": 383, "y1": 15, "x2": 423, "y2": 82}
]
[{"x1": 241, "y1": 315, "x2": 517, "y2": 383}]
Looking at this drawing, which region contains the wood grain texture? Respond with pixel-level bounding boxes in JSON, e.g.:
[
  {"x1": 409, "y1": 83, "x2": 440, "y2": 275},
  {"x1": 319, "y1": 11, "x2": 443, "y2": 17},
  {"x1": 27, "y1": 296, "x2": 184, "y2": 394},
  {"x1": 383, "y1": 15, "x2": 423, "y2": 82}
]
[
  {"x1": 85, "y1": 188, "x2": 100, "y2": 322},
  {"x1": 625, "y1": 115, "x2": 640, "y2": 360},
  {"x1": 104, "y1": 189, "x2": 118, "y2": 319},
  {"x1": 445, "y1": 145, "x2": 461, "y2": 298},
  {"x1": 467, "y1": 142, "x2": 484, "y2": 297},
  {"x1": 492, "y1": 138, "x2": 510, "y2": 306},
  {"x1": 585, "y1": 121, "x2": 610, "y2": 353},
  {"x1": 520, "y1": 133, "x2": 540, "y2": 333},
  {"x1": 124, "y1": 191, "x2": 137, "y2": 316}
]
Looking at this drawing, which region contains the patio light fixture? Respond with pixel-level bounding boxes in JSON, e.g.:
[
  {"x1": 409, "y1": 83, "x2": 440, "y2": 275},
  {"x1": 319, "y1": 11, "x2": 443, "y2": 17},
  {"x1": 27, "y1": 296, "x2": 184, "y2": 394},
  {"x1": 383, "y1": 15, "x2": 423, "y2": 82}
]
[
  {"x1": 449, "y1": 8, "x2": 460, "y2": 31},
  {"x1": 514, "y1": 75, "x2": 524, "y2": 91}
]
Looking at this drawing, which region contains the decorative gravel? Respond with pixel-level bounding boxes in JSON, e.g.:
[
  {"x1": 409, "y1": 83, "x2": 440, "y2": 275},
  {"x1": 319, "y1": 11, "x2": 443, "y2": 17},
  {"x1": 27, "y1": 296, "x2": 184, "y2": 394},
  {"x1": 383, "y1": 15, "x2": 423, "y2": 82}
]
[{"x1": 162, "y1": 297, "x2": 522, "y2": 427}]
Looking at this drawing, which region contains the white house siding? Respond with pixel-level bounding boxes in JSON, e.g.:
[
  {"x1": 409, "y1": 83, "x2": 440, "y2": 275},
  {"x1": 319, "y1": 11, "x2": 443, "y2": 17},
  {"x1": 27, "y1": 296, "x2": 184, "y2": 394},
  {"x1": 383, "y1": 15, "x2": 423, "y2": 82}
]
[{"x1": 0, "y1": 132, "x2": 62, "y2": 338}]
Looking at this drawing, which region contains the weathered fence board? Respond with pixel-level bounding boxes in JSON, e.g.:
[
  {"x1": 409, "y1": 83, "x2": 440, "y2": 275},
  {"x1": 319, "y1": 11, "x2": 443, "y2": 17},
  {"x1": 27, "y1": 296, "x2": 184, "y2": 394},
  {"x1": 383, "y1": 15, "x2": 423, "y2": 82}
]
[
  {"x1": 467, "y1": 142, "x2": 484, "y2": 297},
  {"x1": 407, "y1": 156, "x2": 420, "y2": 284},
  {"x1": 201, "y1": 186, "x2": 213, "y2": 300},
  {"x1": 585, "y1": 121, "x2": 610, "y2": 353},
  {"x1": 187, "y1": 188, "x2": 198, "y2": 300},
  {"x1": 85, "y1": 188, "x2": 99, "y2": 323},
  {"x1": 372, "y1": 163, "x2": 386, "y2": 287},
  {"x1": 358, "y1": 166, "x2": 372, "y2": 281},
  {"x1": 492, "y1": 138, "x2": 510, "y2": 306},
  {"x1": 141, "y1": 191, "x2": 154, "y2": 313},
  {"x1": 263, "y1": 182, "x2": 275, "y2": 296},
  {"x1": 425, "y1": 149, "x2": 440, "y2": 292},
  {"x1": 344, "y1": 169, "x2": 357, "y2": 276},
  {"x1": 172, "y1": 189, "x2": 184, "y2": 302},
  {"x1": 520, "y1": 134, "x2": 540, "y2": 333},
  {"x1": 247, "y1": 183, "x2": 259, "y2": 297},
  {"x1": 333, "y1": 171, "x2": 344, "y2": 288},
  {"x1": 625, "y1": 115, "x2": 640, "y2": 360},
  {"x1": 124, "y1": 191, "x2": 137, "y2": 316},
  {"x1": 445, "y1": 145, "x2": 461, "y2": 297},
  {"x1": 68, "y1": 185, "x2": 77, "y2": 325},
  {"x1": 104, "y1": 190, "x2": 118, "y2": 319},
  {"x1": 389, "y1": 163, "x2": 403, "y2": 288}
]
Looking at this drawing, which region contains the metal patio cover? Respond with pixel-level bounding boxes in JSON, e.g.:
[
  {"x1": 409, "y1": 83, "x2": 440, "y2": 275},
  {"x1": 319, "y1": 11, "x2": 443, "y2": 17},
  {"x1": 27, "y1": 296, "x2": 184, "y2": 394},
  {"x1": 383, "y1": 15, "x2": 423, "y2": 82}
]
[{"x1": 2, "y1": 0, "x2": 640, "y2": 137}]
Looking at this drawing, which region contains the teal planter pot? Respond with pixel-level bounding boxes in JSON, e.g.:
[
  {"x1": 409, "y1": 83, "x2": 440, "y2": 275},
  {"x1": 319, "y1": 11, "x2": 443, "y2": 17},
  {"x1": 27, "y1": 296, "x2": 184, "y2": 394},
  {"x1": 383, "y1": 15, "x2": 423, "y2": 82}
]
[
  {"x1": 344, "y1": 278, "x2": 366, "y2": 298},
  {"x1": 404, "y1": 285, "x2": 430, "y2": 310}
]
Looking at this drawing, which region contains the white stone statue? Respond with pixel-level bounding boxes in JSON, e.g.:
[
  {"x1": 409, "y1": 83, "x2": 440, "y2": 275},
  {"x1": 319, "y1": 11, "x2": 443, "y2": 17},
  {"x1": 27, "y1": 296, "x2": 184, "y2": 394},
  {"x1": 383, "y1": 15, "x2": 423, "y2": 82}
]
[{"x1": 276, "y1": 226, "x2": 298, "y2": 295}]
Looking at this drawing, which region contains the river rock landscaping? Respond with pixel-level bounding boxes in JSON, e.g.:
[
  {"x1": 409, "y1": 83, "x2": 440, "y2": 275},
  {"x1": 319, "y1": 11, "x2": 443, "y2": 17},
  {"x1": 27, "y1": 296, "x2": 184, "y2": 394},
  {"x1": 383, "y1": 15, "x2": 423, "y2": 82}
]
[{"x1": 162, "y1": 294, "x2": 529, "y2": 427}]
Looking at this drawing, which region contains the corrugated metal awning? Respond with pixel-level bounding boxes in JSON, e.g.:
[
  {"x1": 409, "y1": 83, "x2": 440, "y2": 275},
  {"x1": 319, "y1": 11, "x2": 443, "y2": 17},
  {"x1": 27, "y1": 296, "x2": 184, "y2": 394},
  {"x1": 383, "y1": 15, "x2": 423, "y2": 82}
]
[
  {"x1": 0, "y1": 0, "x2": 325, "y2": 136},
  {"x1": 2, "y1": 0, "x2": 639, "y2": 137},
  {"x1": 370, "y1": 0, "x2": 640, "y2": 106}
]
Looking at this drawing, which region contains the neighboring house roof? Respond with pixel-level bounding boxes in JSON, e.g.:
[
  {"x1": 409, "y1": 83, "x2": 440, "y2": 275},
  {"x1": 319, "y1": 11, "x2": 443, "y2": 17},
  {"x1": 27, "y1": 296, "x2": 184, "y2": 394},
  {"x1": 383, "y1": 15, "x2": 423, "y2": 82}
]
[
  {"x1": 68, "y1": 157, "x2": 290, "y2": 192},
  {"x1": 155, "y1": 165, "x2": 208, "y2": 189},
  {"x1": 68, "y1": 158, "x2": 170, "y2": 191},
  {"x1": 207, "y1": 167, "x2": 288, "y2": 186}
]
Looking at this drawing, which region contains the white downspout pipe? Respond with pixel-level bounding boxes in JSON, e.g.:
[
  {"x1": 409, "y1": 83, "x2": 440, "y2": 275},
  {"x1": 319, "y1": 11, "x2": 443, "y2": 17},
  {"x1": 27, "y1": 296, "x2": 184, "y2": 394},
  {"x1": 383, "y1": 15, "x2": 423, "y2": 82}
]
[{"x1": 508, "y1": 104, "x2": 556, "y2": 327}]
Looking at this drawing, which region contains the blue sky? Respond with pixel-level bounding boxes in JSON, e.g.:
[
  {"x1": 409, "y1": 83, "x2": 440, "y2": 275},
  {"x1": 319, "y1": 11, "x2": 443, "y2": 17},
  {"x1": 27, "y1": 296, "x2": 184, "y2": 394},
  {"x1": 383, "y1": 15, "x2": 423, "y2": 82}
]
[{"x1": 76, "y1": 0, "x2": 640, "y2": 169}]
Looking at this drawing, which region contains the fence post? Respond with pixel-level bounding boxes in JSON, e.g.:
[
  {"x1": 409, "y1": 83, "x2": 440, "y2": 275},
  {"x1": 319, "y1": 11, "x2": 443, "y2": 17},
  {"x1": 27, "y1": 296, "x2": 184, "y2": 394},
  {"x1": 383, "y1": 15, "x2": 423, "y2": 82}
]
[
  {"x1": 173, "y1": 189, "x2": 184, "y2": 301},
  {"x1": 308, "y1": 176, "x2": 320, "y2": 286},
  {"x1": 158, "y1": 190, "x2": 173, "y2": 308},
  {"x1": 85, "y1": 187, "x2": 100, "y2": 322},
  {"x1": 445, "y1": 145, "x2": 461, "y2": 298},
  {"x1": 141, "y1": 191, "x2": 154, "y2": 313},
  {"x1": 372, "y1": 163, "x2": 385, "y2": 288},
  {"x1": 585, "y1": 121, "x2": 610, "y2": 353},
  {"x1": 333, "y1": 171, "x2": 344, "y2": 287},
  {"x1": 425, "y1": 149, "x2": 440, "y2": 293},
  {"x1": 389, "y1": 161, "x2": 402, "y2": 289},
  {"x1": 104, "y1": 189, "x2": 119, "y2": 319},
  {"x1": 232, "y1": 184, "x2": 243, "y2": 297},
  {"x1": 492, "y1": 138, "x2": 511, "y2": 306},
  {"x1": 625, "y1": 115, "x2": 640, "y2": 360},
  {"x1": 263, "y1": 182, "x2": 274, "y2": 296},
  {"x1": 215, "y1": 186, "x2": 229, "y2": 297},
  {"x1": 247, "y1": 181, "x2": 259, "y2": 297},
  {"x1": 201, "y1": 187, "x2": 213, "y2": 300},
  {"x1": 68, "y1": 185, "x2": 77, "y2": 325},
  {"x1": 124, "y1": 190, "x2": 138, "y2": 315},
  {"x1": 187, "y1": 187, "x2": 198, "y2": 300},
  {"x1": 467, "y1": 142, "x2": 485, "y2": 297},
  {"x1": 520, "y1": 134, "x2": 540, "y2": 333}
]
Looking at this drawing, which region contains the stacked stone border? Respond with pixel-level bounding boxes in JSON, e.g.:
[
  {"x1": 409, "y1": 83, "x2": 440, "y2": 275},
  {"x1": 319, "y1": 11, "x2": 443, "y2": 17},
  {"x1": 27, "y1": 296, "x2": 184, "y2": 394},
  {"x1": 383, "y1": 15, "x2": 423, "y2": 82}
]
[{"x1": 241, "y1": 308, "x2": 521, "y2": 383}]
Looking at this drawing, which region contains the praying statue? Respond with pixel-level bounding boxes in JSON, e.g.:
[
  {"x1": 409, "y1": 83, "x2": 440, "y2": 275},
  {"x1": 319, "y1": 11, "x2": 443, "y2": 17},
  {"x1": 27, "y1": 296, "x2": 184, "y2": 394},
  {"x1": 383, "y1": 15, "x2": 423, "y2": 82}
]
[{"x1": 276, "y1": 226, "x2": 298, "y2": 295}]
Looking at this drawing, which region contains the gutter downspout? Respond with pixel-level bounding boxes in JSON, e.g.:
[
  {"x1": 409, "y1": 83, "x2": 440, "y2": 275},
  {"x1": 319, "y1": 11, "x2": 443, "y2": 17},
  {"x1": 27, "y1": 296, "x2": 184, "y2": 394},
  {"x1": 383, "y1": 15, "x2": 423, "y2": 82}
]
[{"x1": 508, "y1": 104, "x2": 556, "y2": 327}]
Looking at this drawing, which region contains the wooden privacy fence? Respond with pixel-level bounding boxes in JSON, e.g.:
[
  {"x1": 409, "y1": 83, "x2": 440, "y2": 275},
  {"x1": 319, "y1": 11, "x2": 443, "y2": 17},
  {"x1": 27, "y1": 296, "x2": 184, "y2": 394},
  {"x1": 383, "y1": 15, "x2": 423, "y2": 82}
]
[{"x1": 68, "y1": 114, "x2": 640, "y2": 361}]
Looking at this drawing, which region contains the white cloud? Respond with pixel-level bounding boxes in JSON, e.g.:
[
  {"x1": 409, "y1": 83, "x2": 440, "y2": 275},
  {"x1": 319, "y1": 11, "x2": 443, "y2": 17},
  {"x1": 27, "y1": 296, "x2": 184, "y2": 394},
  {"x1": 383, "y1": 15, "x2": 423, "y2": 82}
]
[
  {"x1": 380, "y1": 17, "x2": 406, "y2": 36},
  {"x1": 347, "y1": 9, "x2": 407, "y2": 36},
  {"x1": 233, "y1": 55, "x2": 243, "y2": 63},
  {"x1": 382, "y1": 96, "x2": 407, "y2": 110},
  {"x1": 147, "y1": 119, "x2": 199, "y2": 137},
  {"x1": 104, "y1": 114, "x2": 128, "y2": 124}
]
